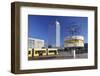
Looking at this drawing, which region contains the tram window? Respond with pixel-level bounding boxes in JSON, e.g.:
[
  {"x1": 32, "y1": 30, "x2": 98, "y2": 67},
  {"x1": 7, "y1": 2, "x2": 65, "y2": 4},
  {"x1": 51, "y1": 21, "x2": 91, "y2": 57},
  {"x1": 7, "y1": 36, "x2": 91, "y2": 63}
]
[
  {"x1": 35, "y1": 51, "x2": 41, "y2": 54},
  {"x1": 49, "y1": 50, "x2": 56, "y2": 53},
  {"x1": 35, "y1": 51, "x2": 39, "y2": 54},
  {"x1": 35, "y1": 50, "x2": 46, "y2": 54},
  {"x1": 42, "y1": 50, "x2": 46, "y2": 53},
  {"x1": 28, "y1": 51, "x2": 31, "y2": 54}
]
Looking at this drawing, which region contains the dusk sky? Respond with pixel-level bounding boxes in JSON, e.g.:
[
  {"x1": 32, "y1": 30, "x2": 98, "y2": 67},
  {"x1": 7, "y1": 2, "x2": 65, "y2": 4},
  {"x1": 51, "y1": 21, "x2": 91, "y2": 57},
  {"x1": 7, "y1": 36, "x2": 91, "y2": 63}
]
[{"x1": 28, "y1": 15, "x2": 88, "y2": 47}]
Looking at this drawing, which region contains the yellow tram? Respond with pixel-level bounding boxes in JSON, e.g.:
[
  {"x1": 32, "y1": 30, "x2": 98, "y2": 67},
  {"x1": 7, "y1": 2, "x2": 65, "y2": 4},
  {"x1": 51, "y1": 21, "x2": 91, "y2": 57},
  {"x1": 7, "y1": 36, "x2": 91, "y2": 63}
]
[
  {"x1": 47, "y1": 48, "x2": 58, "y2": 56},
  {"x1": 28, "y1": 48, "x2": 58, "y2": 58},
  {"x1": 28, "y1": 48, "x2": 33, "y2": 57},
  {"x1": 33, "y1": 48, "x2": 47, "y2": 57}
]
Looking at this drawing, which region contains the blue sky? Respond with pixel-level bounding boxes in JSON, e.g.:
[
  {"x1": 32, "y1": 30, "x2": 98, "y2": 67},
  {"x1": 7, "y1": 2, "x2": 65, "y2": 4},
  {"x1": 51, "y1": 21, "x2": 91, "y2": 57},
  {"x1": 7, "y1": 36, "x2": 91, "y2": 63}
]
[{"x1": 28, "y1": 15, "x2": 88, "y2": 47}]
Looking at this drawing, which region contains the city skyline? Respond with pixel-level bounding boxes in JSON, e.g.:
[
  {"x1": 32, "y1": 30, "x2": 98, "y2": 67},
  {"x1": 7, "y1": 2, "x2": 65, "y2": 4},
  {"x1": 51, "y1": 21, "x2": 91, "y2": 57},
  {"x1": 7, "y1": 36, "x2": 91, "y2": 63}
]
[{"x1": 28, "y1": 15, "x2": 88, "y2": 47}]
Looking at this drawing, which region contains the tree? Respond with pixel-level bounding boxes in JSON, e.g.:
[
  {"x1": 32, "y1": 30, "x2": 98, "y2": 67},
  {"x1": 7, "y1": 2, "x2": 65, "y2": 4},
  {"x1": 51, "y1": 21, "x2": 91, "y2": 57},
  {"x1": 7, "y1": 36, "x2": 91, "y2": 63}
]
[{"x1": 48, "y1": 45, "x2": 52, "y2": 48}]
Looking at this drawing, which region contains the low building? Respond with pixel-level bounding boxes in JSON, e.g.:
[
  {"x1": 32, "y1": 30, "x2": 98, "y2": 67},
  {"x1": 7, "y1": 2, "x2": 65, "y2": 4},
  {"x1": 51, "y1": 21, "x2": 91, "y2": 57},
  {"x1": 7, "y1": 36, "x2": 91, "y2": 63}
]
[
  {"x1": 64, "y1": 36, "x2": 84, "y2": 48},
  {"x1": 28, "y1": 38, "x2": 45, "y2": 49}
]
